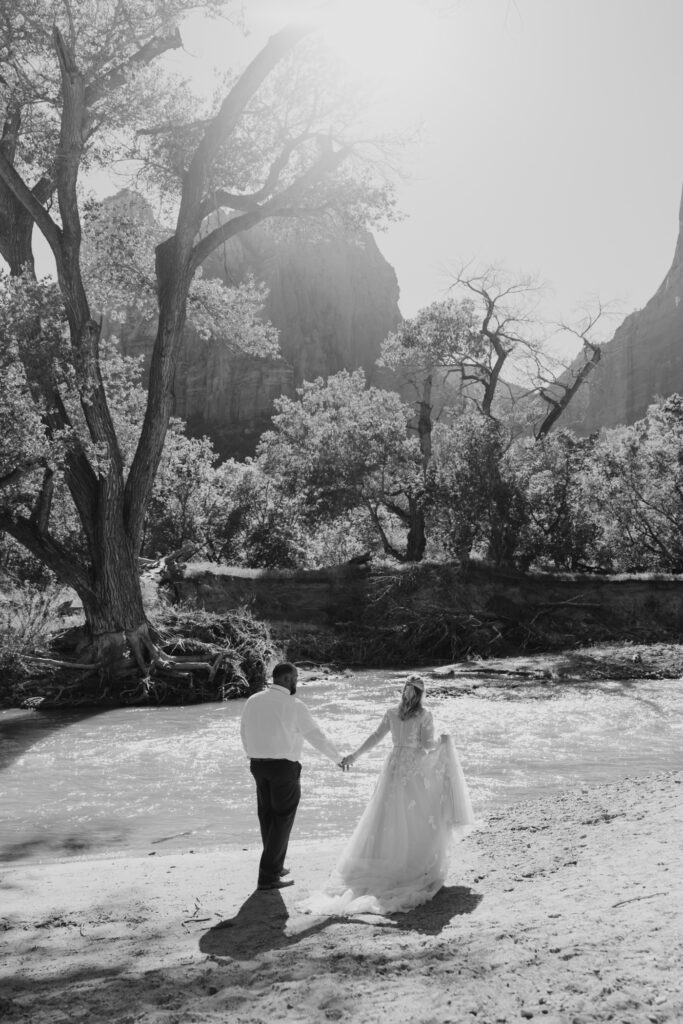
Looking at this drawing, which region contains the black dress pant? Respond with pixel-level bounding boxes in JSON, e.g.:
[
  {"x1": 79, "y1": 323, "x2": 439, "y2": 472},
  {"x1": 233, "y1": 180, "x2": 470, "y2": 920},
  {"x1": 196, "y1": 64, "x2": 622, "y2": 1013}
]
[{"x1": 249, "y1": 759, "x2": 301, "y2": 885}]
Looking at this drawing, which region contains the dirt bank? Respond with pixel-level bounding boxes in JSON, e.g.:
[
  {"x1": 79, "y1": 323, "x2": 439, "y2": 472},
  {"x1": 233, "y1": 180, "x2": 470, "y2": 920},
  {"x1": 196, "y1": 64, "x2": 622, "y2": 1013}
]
[{"x1": 177, "y1": 561, "x2": 683, "y2": 665}]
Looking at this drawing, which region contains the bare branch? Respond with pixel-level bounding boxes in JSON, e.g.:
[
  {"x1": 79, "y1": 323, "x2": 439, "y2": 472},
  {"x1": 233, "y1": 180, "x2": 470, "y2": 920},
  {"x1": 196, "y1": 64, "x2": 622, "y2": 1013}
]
[
  {"x1": 136, "y1": 116, "x2": 211, "y2": 138},
  {"x1": 83, "y1": 28, "x2": 183, "y2": 108},
  {"x1": 177, "y1": 21, "x2": 312, "y2": 242},
  {"x1": 198, "y1": 130, "x2": 322, "y2": 218},
  {"x1": 189, "y1": 143, "x2": 350, "y2": 272},
  {"x1": 552, "y1": 298, "x2": 621, "y2": 348},
  {"x1": 29, "y1": 467, "x2": 55, "y2": 535},
  {"x1": 0, "y1": 147, "x2": 63, "y2": 256},
  {"x1": 52, "y1": 24, "x2": 85, "y2": 246},
  {"x1": 533, "y1": 299, "x2": 619, "y2": 438},
  {"x1": 535, "y1": 342, "x2": 601, "y2": 439},
  {"x1": 0, "y1": 511, "x2": 90, "y2": 594},
  {"x1": 0, "y1": 98, "x2": 21, "y2": 165}
]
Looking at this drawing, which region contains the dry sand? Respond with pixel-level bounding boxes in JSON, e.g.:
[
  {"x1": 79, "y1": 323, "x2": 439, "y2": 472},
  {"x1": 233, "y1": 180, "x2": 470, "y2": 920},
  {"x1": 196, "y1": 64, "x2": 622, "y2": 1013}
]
[{"x1": 1, "y1": 768, "x2": 681, "y2": 1024}]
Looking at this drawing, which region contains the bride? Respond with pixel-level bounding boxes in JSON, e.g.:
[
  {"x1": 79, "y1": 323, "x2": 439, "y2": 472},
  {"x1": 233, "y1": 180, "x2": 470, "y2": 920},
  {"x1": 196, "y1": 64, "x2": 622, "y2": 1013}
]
[{"x1": 307, "y1": 674, "x2": 475, "y2": 916}]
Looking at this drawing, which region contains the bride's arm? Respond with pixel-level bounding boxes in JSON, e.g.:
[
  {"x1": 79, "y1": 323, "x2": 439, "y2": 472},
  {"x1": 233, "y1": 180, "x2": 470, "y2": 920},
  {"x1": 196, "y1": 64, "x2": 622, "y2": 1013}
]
[
  {"x1": 344, "y1": 711, "x2": 391, "y2": 765},
  {"x1": 420, "y1": 710, "x2": 439, "y2": 750}
]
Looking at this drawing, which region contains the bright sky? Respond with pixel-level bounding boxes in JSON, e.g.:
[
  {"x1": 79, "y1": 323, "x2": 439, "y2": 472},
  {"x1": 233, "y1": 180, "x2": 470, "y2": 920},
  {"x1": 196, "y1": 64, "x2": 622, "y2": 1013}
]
[
  {"x1": 173, "y1": 0, "x2": 683, "y2": 359},
  {"x1": 27, "y1": 0, "x2": 683, "y2": 361}
]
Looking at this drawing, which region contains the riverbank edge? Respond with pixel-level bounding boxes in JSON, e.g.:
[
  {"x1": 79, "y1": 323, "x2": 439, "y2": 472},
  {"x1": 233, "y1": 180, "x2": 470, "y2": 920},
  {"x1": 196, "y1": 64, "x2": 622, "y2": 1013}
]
[
  {"x1": 178, "y1": 560, "x2": 683, "y2": 668},
  {"x1": 3, "y1": 640, "x2": 683, "y2": 711},
  {"x1": 2, "y1": 768, "x2": 682, "y2": 1024}
]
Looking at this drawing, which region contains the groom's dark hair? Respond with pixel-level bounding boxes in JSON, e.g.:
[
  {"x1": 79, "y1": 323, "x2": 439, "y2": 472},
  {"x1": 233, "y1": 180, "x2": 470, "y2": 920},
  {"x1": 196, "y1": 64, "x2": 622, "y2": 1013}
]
[{"x1": 273, "y1": 662, "x2": 297, "y2": 683}]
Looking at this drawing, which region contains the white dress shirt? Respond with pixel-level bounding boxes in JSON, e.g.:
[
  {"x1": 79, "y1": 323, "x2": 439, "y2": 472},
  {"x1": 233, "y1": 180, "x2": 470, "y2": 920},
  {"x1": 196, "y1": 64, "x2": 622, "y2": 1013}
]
[{"x1": 240, "y1": 684, "x2": 341, "y2": 763}]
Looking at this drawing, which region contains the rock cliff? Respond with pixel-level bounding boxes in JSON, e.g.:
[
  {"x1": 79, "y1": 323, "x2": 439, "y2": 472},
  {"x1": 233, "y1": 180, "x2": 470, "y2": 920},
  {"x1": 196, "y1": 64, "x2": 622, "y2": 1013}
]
[
  {"x1": 561, "y1": 188, "x2": 683, "y2": 434},
  {"x1": 115, "y1": 209, "x2": 401, "y2": 457}
]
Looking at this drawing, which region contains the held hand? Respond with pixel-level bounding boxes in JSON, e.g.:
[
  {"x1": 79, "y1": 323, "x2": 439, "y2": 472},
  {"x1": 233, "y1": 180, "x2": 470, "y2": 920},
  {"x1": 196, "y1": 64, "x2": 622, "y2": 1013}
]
[{"x1": 339, "y1": 754, "x2": 355, "y2": 770}]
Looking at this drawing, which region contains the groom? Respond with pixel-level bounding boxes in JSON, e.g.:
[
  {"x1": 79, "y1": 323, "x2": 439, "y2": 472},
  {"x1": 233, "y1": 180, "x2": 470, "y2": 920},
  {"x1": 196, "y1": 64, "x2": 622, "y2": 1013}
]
[{"x1": 240, "y1": 661, "x2": 346, "y2": 891}]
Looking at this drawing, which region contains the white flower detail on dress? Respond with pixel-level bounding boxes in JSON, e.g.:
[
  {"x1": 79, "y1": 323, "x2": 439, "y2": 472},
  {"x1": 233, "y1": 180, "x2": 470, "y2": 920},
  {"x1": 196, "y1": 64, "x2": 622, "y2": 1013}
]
[{"x1": 315, "y1": 706, "x2": 476, "y2": 916}]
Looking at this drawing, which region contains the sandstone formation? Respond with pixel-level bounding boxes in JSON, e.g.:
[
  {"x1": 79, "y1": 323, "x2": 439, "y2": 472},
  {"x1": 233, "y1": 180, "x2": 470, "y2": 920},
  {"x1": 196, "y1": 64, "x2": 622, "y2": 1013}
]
[
  {"x1": 561, "y1": 188, "x2": 683, "y2": 434},
  {"x1": 113, "y1": 200, "x2": 401, "y2": 457}
]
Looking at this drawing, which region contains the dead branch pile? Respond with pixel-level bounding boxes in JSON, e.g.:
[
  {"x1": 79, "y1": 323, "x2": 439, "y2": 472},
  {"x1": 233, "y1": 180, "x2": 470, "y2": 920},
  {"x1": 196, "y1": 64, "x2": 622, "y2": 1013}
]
[
  {"x1": 3, "y1": 605, "x2": 280, "y2": 709},
  {"x1": 279, "y1": 564, "x2": 628, "y2": 667}
]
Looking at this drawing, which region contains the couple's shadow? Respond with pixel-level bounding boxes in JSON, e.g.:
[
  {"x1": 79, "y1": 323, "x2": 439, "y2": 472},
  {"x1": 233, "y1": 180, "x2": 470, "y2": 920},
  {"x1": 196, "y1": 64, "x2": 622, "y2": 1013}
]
[{"x1": 199, "y1": 885, "x2": 482, "y2": 961}]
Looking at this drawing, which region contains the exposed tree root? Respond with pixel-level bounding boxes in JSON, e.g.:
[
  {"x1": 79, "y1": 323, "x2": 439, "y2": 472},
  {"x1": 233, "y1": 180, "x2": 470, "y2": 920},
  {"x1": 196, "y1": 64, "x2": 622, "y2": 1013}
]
[
  {"x1": 7, "y1": 605, "x2": 278, "y2": 709},
  {"x1": 16, "y1": 654, "x2": 103, "y2": 671},
  {"x1": 126, "y1": 622, "x2": 160, "y2": 674}
]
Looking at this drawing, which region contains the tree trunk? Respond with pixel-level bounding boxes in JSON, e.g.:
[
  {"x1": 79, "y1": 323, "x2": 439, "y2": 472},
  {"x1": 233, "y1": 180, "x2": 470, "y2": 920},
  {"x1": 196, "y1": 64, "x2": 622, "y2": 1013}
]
[
  {"x1": 405, "y1": 498, "x2": 427, "y2": 562},
  {"x1": 417, "y1": 374, "x2": 433, "y2": 471},
  {"x1": 535, "y1": 343, "x2": 602, "y2": 440},
  {"x1": 78, "y1": 565, "x2": 148, "y2": 673},
  {"x1": 0, "y1": 19, "x2": 339, "y2": 702},
  {"x1": 0, "y1": 500, "x2": 152, "y2": 684},
  {"x1": 0, "y1": 99, "x2": 36, "y2": 276},
  {"x1": 0, "y1": 199, "x2": 35, "y2": 275}
]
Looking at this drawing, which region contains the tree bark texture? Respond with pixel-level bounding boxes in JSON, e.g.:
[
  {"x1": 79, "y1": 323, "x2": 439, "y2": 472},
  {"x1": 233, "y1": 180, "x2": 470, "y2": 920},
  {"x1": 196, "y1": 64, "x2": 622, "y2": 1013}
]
[
  {"x1": 0, "y1": 18, "x2": 330, "y2": 680},
  {"x1": 405, "y1": 498, "x2": 427, "y2": 563}
]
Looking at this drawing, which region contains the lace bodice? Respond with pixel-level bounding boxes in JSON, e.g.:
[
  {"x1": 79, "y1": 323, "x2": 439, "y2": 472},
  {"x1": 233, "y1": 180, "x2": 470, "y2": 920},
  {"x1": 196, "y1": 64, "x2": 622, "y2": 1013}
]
[{"x1": 355, "y1": 707, "x2": 435, "y2": 757}]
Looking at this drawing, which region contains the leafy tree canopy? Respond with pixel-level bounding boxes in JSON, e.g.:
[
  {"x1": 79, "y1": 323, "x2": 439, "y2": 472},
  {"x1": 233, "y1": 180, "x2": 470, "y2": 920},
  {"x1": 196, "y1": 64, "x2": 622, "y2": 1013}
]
[
  {"x1": 257, "y1": 369, "x2": 428, "y2": 560},
  {"x1": 0, "y1": 0, "x2": 401, "y2": 681}
]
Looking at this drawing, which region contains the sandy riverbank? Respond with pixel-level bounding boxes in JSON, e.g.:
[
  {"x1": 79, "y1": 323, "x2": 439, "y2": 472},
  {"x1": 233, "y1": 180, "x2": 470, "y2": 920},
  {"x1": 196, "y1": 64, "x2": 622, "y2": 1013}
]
[{"x1": 1, "y1": 769, "x2": 682, "y2": 1024}]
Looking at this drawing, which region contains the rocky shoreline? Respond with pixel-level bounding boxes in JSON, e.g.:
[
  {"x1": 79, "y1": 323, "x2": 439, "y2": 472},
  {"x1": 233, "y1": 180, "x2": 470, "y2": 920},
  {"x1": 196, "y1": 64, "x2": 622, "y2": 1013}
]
[
  {"x1": 2, "y1": 767, "x2": 681, "y2": 1023},
  {"x1": 422, "y1": 641, "x2": 683, "y2": 694}
]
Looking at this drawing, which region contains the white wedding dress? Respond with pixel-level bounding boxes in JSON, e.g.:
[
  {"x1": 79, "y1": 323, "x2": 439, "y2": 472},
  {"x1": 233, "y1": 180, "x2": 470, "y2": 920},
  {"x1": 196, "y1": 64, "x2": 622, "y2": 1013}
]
[{"x1": 304, "y1": 706, "x2": 475, "y2": 916}]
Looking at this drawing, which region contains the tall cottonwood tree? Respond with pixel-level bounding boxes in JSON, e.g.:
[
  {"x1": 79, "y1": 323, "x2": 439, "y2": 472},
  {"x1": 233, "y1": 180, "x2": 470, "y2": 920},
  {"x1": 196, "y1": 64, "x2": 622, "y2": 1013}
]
[
  {"x1": 379, "y1": 280, "x2": 546, "y2": 560},
  {"x1": 379, "y1": 272, "x2": 607, "y2": 563},
  {"x1": 0, "y1": 1, "x2": 396, "y2": 679},
  {"x1": 257, "y1": 369, "x2": 425, "y2": 563},
  {"x1": 379, "y1": 298, "x2": 480, "y2": 559}
]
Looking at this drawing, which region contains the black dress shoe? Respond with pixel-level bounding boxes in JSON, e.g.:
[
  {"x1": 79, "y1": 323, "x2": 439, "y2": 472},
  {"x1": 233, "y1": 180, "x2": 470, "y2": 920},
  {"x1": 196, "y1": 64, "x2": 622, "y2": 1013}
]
[{"x1": 257, "y1": 878, "x2": 295, "y2": 891}]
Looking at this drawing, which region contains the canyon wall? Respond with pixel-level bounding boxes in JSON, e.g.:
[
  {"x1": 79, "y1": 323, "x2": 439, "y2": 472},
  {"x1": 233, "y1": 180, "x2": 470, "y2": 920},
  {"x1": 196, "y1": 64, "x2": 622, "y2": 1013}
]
[
  {"x1": 114, "y1": 205, "x2": 401, "y2": 457},
  {"x1": 561, "y1": 189, "x2": 683, "y2": 434}
]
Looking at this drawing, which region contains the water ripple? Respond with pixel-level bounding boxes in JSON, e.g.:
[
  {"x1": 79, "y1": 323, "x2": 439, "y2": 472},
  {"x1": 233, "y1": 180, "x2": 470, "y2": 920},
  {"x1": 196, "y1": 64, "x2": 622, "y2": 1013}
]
[{"x1": 1, "y1": 672, "x2": 681, "y2": 863}]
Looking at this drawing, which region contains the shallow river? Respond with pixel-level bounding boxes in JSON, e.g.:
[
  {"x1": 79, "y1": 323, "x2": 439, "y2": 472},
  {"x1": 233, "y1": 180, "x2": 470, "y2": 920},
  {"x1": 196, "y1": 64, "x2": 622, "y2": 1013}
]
[{"x1": 1, "y1": 671, "x2": 682, "y2": 863}]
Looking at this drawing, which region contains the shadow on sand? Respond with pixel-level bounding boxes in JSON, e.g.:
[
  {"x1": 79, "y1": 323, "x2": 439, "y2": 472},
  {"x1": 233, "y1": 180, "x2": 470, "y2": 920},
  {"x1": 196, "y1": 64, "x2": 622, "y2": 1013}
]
[
  {"x1": 199, "y1": 884, "x2": 482, "y2": 961},
  {"x1": 0, "y1": 708, "x2": 107, "y2": 772}
]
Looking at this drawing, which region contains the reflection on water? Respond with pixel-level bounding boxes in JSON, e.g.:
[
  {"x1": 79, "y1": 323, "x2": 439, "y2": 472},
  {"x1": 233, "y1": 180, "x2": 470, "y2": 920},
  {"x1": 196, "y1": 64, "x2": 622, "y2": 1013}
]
[{"x1": 1, "y1": 671, "x2": 682, "y2": 863}]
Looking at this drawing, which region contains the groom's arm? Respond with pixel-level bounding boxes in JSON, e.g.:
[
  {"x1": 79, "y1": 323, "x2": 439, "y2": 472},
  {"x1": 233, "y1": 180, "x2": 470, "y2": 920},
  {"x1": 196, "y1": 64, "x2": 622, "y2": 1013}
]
[{"x1": 296, "y1": 703, "x2": 342, "y2": 763}]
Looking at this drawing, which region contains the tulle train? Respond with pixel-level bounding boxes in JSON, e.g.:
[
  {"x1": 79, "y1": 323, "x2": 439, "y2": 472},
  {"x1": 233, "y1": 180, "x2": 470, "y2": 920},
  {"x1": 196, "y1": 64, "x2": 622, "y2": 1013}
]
[{"x1": 303, "y1": 737, "x2": 475, "y2": 916}]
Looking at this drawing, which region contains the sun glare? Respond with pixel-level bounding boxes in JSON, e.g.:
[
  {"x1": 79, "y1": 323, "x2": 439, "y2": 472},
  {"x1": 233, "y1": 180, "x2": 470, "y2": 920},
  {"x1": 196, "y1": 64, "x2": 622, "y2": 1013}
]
[
  {"x1": 316, "y1": 0, "x2": 436, "y2": 87},
  {"x1": 181, "y1": 1, "x2": 436, "y2": 103}
]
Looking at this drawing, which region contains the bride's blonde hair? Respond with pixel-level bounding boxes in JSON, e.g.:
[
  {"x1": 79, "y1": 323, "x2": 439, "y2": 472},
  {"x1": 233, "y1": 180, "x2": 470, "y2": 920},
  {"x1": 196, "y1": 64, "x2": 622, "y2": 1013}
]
[{"x1": 398, "y1": 675, "x2": 425, "y2": 720}]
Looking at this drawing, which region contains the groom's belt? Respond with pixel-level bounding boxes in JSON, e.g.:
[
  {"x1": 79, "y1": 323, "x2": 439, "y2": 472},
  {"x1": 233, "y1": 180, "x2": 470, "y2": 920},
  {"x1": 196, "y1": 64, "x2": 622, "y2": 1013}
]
[{"x1": 250, "y1": 757, "x2": 298, "y2": 762}]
